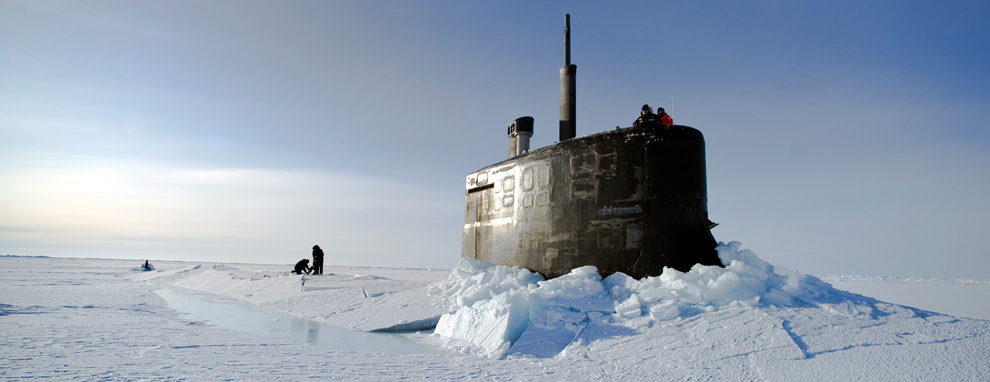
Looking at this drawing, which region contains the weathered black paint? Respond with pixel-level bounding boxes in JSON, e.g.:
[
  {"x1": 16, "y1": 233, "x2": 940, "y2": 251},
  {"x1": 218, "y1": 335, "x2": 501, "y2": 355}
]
[{"x1": 463, "y1": 124, "x2": 722, "y2": 279}]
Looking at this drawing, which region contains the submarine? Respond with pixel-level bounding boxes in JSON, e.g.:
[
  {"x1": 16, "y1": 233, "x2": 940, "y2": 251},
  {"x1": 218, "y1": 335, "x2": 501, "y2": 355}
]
[{"x1": 462, "y1": 15, "x2": 723, "y2": 279}]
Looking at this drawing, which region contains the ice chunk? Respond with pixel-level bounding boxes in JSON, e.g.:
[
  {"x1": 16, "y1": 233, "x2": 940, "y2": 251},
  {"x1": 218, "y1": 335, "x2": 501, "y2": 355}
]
[{"x1": 432, "y1": 241, "x2": 843, "y2": 358}]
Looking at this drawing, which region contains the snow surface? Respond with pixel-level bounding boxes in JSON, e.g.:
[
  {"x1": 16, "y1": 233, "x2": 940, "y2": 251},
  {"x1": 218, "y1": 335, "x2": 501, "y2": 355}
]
[
  {"x1": 824, "y1": 276, "x2": 990, "y2": 321},
  {"x1": 2, "y1": 242, "x2": 989, "y2": 380}
]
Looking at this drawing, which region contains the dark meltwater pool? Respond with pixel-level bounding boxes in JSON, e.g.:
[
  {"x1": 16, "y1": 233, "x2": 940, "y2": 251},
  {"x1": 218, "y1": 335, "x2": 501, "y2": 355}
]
[{"x1": 154, "y1": 286, "x2": 438, "y2": 355}]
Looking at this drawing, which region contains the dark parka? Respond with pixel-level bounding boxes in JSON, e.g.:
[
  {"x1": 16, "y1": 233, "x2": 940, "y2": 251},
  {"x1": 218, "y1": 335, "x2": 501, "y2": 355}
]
[
  {"x1": 293, "y1": 259, "x2": 311, "y2": 275},
  {"x1": 312, "y1": 245, "x2": 325, "y2": 275},
  {"x1": 633, "y1": 113, "x2": 660, "y2": 129}
]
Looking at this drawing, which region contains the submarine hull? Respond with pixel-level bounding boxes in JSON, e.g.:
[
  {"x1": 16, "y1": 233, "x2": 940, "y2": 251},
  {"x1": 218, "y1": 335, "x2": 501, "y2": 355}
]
[{"x1": 463, "y1": 125, "x2": 721, "y2": 279}]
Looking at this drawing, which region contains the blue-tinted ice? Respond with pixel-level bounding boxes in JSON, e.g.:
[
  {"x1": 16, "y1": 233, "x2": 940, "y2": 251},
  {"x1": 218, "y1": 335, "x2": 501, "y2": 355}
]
[{"x1": 154, "y1": 286, "x2": 437, "y2": 355}]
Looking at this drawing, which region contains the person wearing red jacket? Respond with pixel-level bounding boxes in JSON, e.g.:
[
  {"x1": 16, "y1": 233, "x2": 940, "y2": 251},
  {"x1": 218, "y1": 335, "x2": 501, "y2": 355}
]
[{"x1": 657, "y1": 107, "x2": 673, "y2": 126}]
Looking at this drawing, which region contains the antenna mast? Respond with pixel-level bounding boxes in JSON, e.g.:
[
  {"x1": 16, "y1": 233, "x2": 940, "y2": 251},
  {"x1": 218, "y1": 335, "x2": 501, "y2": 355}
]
[
  {"x1": 559, "y1": 14, "x2": 577, "y2": 141},
  {"x1": 565, "y1": 14, "x2": 571, "y2": 66}
]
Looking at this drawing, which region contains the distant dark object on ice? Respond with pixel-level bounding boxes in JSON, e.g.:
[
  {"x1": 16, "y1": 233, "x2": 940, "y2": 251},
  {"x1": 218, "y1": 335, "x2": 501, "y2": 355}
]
[{"x1": 133, "y1": 260, "x2": 155, "y2": 272}]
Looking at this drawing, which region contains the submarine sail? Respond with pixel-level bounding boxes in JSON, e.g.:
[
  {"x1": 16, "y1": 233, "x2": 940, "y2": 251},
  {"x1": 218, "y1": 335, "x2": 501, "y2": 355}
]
[{"x1": 462, "y1": 15, "x2": 721, "y2": 279}]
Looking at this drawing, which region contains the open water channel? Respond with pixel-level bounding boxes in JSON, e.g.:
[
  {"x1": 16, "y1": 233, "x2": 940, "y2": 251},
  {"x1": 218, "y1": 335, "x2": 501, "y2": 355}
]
[{"x1": 154, "y1": 286, "x2": 439, "y2": 355}]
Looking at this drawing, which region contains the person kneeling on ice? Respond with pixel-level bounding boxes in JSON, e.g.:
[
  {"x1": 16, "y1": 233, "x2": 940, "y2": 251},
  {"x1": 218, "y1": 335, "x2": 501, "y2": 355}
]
[{"x1": 292, "y1": 259, "x2": 311, "y2": 275}]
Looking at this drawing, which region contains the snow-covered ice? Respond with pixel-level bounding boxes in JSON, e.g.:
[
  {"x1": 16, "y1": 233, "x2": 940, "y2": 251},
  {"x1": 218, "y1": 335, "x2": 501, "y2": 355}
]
[{"x1": 2, "y1": 242, "x2": 988, "y2": 380}]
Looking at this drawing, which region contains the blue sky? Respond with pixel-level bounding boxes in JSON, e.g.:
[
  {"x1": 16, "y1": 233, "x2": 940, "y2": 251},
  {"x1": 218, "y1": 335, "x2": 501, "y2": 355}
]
[{"x1": 2, "y1": 1, "x2": 988, "y2": 278}]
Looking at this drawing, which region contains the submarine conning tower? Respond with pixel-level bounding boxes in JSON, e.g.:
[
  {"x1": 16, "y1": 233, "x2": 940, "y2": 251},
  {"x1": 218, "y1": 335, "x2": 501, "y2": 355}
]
[{"x1": 462, "y1": 14, "x2": 722, "y2": 279}]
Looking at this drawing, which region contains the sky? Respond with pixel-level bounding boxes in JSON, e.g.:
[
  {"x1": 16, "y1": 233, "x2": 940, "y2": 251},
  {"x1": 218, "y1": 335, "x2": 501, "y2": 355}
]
[{"x1": 2, "y1": 0, "x2": 988, "y2": 279}]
